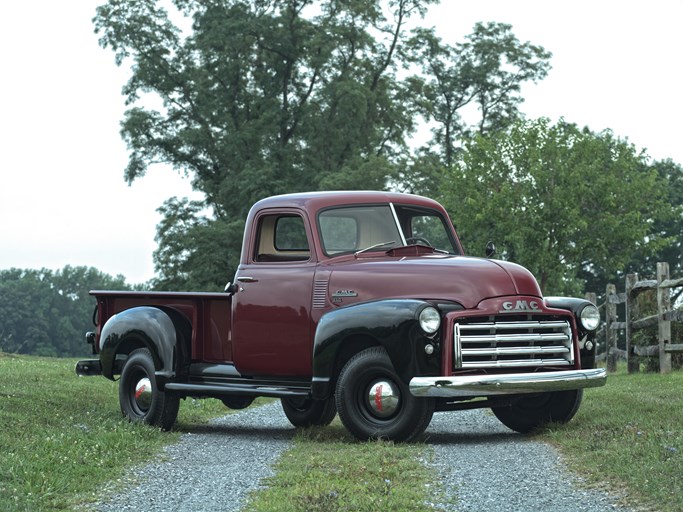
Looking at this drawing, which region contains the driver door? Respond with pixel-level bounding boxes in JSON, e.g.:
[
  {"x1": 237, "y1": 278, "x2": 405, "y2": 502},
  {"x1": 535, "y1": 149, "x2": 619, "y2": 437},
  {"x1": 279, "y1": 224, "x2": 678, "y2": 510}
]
[{"x1": 231, "y1": 209, "x2": 316, "y2": 377}]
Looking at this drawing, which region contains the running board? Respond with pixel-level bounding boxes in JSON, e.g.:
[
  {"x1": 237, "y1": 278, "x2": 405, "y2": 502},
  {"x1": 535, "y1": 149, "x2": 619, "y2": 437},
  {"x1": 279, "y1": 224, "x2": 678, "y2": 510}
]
[{"x1": 164, "y1": 382, "x2": 311, "y2": 399}]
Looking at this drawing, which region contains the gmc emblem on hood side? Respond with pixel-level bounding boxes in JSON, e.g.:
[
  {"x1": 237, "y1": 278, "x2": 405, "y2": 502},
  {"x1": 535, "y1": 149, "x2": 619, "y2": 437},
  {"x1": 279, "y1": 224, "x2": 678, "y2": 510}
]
[{"x1": 500, "y1": 300, "x2": 541, "y2": 313}]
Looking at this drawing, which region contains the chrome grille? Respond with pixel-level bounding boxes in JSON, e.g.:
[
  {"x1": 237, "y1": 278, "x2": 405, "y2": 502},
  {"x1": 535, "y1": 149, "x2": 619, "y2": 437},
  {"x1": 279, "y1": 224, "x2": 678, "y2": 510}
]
[{"x1": 454, "y1": 319, "x2": 573, "y2": 369}]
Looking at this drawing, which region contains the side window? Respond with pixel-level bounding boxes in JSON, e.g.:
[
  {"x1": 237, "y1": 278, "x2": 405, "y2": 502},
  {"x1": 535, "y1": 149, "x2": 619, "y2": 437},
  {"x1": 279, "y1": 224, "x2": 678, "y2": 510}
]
[
  {"x1": 254, "y1": 214, "x2": 310, "y2": 262},
  {"x1": 394, "y1": 204, "x2": 459, "y2": 255},
  {"x1": 410, "y1": 215, "x2": 452, "y2": 253}
]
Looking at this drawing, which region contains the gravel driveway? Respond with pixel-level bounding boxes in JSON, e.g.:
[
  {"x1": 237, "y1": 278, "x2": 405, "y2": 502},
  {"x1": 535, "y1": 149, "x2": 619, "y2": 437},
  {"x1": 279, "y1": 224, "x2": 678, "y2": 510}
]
[
  {"x1": 91, "y1": 402, "x2": 632, "y2": 512},
  {"x1": 425, "y1": 410, "x2": 631, "y2": 511},
  {"x1": 92, "y1": 402, "x2": 294, "y2": 512}
]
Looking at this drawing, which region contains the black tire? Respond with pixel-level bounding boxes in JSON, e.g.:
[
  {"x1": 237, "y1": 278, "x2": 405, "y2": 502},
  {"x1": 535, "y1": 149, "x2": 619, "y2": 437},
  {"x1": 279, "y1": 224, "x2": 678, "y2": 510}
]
[
  {"x1": 222, "y1": 396, "x2": 255, "y2": 410},
  {"x1": 119, "y1": 348, "x2": 180, "y2": 431},
  {"x1": 335, "y1": 347, "x2": 434, "y2": 442},
  {"x1": 281, "y1": 396, "x2": 337, "y2": 427},
  {"x1": 491, "y1": 389, "x2": 583, "y2": 434}
]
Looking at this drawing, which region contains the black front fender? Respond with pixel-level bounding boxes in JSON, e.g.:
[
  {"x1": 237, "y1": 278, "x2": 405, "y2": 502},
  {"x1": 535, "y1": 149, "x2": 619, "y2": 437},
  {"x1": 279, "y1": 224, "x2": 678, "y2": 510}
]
[
  {"x1": 99, "y1": 307, "x2": 179, "y2": 381},
  {"x1": 311, "y1": 299, "x2": 440, "y2": 399},
  {"x1": 544, "y1": 296, "x2": 598, "y2": 369}
]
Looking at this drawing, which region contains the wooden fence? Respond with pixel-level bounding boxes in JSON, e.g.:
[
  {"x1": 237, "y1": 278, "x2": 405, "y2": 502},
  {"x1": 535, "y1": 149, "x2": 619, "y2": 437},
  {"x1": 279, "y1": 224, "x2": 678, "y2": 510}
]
[{"x1": 588, "y1": 262, "x2": 683, "y2": 374}]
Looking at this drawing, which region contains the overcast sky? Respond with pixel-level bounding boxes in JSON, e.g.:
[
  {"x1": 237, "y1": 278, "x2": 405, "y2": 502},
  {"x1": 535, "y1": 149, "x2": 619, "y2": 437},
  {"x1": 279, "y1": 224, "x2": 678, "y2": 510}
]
[{"x1": 1, "y1": 1, "x2": 681, "y2": 285}]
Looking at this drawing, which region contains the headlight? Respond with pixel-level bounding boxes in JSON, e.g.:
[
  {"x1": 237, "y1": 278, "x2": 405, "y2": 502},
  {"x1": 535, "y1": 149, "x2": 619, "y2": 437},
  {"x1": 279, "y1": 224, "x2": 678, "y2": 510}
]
[
  {"x1": 580, "y1": 304, "x2": 600, "y2": 331},
  {"x1": 419, "y1": 306, "x2": 441, "y2": 334}
]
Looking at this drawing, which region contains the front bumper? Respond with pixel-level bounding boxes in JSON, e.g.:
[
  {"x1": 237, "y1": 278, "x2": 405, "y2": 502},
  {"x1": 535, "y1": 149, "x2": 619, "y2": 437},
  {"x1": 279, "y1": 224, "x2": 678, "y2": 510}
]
[{"x1": 409, "y1": 368, "x2": 606, "y2": 398}]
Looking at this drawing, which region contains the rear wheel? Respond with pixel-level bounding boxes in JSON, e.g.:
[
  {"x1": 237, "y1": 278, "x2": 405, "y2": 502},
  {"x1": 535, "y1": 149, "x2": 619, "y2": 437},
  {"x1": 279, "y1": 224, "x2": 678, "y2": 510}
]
[
  {"x1": 119, "y1": 348, "x2": 180, "y2": 431},
  {"x1": 281, "y1": 397, "x2": 337, "y2": 427},
  {"x1": 335, "y1": 347, "x2": 434, "y2": 442},
  {"x1": 491, "y1": 389, "x2": 583, "y2": 434}
]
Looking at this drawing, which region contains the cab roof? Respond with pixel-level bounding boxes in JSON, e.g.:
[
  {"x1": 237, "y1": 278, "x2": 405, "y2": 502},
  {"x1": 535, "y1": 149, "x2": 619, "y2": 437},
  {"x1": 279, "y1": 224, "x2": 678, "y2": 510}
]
[{"x1": 250, "y1": 190, "x2": 445, "y2": 215}]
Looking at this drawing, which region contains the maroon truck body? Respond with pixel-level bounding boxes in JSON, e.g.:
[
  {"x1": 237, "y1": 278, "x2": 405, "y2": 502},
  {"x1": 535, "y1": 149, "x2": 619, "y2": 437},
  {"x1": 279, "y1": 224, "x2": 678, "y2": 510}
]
[{"x1": 77, "y1": 191, "x2": 606, "y2": 441}]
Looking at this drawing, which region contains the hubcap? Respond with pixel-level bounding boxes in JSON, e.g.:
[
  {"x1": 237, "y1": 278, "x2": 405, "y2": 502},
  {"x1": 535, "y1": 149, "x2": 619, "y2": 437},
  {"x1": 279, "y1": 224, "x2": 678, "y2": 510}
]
[
  {"x1": 366, "y1": 380, "x2": 399, "y2": 418},
  {"x1": 134, "y1": 377, "x2": 152, "y2": 412}
]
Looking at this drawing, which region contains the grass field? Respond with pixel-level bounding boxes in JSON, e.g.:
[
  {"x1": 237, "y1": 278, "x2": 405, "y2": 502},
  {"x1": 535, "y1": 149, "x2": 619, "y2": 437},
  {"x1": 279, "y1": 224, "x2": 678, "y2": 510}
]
[
  {"x1": 0, "y1": 353, "x2": 227, "y2": 511},
  {"x1": 541, "y1": 366, "x2": 683, "y2": 512},
  {"x1": 249, "y1": 367, "x2": 683, "y2": 512},
  {"x1": 243, "y1": 424, "x2": 452, "y2": 512},
  {"x1": 2, "y1": 354, "x2": 681, "y2": 511}
]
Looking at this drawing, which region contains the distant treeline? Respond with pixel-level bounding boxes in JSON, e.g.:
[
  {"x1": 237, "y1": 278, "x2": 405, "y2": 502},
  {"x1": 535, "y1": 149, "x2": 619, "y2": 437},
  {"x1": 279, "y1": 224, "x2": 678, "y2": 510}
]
[{"x1": 0, "y1": 266, "x2": 134, "y2": 357}]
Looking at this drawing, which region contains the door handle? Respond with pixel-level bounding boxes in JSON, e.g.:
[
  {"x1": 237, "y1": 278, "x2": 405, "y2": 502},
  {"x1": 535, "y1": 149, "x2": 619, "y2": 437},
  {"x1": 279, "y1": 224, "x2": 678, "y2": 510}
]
[{"x1": 237, "y1": 276, "x2": 258, "y2": 283}]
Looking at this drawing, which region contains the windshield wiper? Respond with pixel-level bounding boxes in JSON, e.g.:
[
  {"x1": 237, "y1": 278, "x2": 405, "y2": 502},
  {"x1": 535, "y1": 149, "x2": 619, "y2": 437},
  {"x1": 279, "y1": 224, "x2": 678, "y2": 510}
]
[{"x1": 354, "y1": 241, "x2": 395, "y2": 256}]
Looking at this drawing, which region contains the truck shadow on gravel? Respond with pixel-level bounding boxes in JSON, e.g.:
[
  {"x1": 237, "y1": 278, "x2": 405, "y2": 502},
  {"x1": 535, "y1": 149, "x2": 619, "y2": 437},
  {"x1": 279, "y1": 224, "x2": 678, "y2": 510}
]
[
  {"x1": 422, "y1": 430, "x2": 521, "y2": 445},
  {"x1": 174, "y1": 422, "x2": 297, "y2": 441},
  {"x1": 176, "y1": 420, "x2": 523, "y2": 446}
]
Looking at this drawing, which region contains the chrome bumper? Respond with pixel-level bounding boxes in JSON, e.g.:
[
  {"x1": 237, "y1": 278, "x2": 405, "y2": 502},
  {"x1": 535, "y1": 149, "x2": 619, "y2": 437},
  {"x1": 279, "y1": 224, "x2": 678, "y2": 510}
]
[{"x1": 409, "y1": 368, "x2": 606, "y2": 398}]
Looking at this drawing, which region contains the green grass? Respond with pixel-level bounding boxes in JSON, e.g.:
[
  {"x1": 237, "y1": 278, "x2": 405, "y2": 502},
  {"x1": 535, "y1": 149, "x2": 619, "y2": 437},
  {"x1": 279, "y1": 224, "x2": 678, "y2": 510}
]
[
  {"x1": 244, "y1": 423, "x2": 452, "y2": 512},
  {"x1": 0, "y1": 354, "x2": 448, "y2": 512},
  {"x1": 4, "y1": 354, "x2": 682, "y2": 512},
  {"x1": 0, "y1": 353, "x2": 230, "y2": 511},
  {"x1": 540, "y1": 366, "x2": 683, "y2": 512},
  {"x1": 249, "y1": 367, "x2": 683, "y2": 512}
]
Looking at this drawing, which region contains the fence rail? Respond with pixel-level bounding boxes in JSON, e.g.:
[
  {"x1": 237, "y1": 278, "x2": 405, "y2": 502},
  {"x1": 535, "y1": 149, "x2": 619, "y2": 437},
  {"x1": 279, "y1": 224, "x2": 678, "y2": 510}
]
[{"x1": 592, "y1": 262, "x2": 682, "y2": 374}]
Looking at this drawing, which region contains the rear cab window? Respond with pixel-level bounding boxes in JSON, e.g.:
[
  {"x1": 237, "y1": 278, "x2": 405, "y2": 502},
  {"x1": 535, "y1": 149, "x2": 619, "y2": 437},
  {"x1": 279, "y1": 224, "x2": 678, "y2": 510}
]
[{"x1": 254, "y1": 213, "x2": 311, "y2": 263}]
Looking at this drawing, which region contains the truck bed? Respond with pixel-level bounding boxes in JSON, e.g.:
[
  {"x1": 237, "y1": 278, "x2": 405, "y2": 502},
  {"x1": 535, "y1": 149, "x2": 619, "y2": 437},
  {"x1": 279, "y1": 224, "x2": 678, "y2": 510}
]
[{"x1": 91, "y1": 290, "x2": 232, "y2": 363}]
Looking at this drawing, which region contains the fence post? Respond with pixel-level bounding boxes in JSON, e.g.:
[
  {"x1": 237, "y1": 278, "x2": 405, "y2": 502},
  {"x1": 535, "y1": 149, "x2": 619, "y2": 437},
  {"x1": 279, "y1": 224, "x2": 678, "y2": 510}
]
[
  {"x1": 625, "y1": 274, "x2": 639, "y2": 374},
  {"x1": 606, "y1": 283, "x2": 618, "y2": 373},
  {"x1": 657, "y1": 262, "x2": 672, "y2": 374}
]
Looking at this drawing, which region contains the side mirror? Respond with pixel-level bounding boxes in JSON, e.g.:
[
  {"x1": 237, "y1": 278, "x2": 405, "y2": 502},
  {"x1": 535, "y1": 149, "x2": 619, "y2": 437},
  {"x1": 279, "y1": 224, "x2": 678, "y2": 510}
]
[
  {"x1": 485, "y1": 241, "x2": 496, "y2": 258},
  {"x1": 224, "y1": 282, "x2": 239, "y2": 295}
]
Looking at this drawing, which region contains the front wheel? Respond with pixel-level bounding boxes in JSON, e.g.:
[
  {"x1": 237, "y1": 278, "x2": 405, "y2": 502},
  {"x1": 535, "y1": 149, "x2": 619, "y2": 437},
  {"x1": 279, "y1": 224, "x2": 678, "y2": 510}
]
[
  {"x1": 281, "y1": 397, "x2": 337, "y2": 427},
  {"x1": 119, "y1": 348, "x2": 180, "y2": 431},
  {"x1": 491, "y1": 389, "x2": 583, "y2": 434},
  {"x1": 335, "y1": 347, "x2": 434, "y2": 442}
]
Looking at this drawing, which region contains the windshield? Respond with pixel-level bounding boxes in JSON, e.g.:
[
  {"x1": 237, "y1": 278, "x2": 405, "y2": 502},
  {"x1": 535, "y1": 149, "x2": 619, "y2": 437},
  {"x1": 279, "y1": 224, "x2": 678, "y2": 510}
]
[{"x1": 318, "y1": 204, "x2": 459, "y2": 256}]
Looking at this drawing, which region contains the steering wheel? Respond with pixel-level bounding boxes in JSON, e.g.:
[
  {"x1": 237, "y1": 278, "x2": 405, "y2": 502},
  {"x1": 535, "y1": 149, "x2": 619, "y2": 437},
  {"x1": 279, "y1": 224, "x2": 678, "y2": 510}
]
[{"x1": 405, "y1": 237, "x2": 432, "y2": 247}]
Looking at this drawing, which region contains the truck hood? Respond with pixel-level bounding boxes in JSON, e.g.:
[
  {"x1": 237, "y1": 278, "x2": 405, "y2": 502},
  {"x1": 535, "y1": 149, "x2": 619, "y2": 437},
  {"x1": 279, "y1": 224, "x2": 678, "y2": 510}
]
[{"x1": 325, "y1": 254, "x2": 541, "y2": 309}]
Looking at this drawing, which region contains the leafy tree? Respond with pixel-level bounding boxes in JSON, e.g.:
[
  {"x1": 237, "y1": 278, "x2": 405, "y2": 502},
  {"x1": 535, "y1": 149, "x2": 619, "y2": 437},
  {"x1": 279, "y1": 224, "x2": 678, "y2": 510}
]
[
  {"x1": 0, "y1": 267, "x2": 129, "y2": 357},
  {"x1": 94, "y1": 0, "x2": 436, "y2": 207},
  {"x1": 95, "y1": 0, "x2": 441, "y2": 288},
  {"x1": 94, "y1": 1, "x2": 554, "y2": 289},
  {"x1": 614, "y1": 158, "x2": 683, "y2": 300},
  {"x1": 0, "y1": 269, "x2": 53, "y2": 355},
  {"x1": 150, "y1": 198, "x2": 244, "y2": 291},
  {"x1": 438, "y1": 118, "x2": 673, "y2": 296},
  {"x1": 406, "y1": 22, "x2": 551, "y2": 167}
]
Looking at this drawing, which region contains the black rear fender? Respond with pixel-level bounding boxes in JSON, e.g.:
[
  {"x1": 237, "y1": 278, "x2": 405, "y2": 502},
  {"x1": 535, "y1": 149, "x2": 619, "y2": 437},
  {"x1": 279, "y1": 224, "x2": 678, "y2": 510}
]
[{"x1": 99, "y1": 306, "x2": 191, "y2": 383}]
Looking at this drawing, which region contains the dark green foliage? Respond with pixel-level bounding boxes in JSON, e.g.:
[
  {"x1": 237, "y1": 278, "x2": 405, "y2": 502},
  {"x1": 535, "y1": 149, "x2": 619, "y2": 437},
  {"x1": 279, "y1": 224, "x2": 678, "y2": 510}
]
[
  {"x1": 0, "y1": 266, "x2": 130, "y2": 357},
  {"x1": 94, "y1": 0, "x2": 434, "y2": 209},
  {"x1": 616, "y1": 159, "x2": 683, "y2": 297},
  {"x1": 405, "y1": 22, "x2": 552, "y2": 170},
  {"x1": 438, "y1": 119, "x2": 673, "y2": 296},
  {"x1": 150, "y1": 198, "x2": 243, "y2": 291},
  {"x1": 93, "y1": 0, "x2": 552, "y2": 289}
]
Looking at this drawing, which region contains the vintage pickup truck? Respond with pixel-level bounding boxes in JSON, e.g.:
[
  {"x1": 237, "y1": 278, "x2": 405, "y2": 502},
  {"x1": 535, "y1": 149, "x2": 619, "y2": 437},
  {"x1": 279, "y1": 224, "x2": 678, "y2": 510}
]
[{"x1": 77, "y1": 191, "x2": 606, "y2": 441}]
